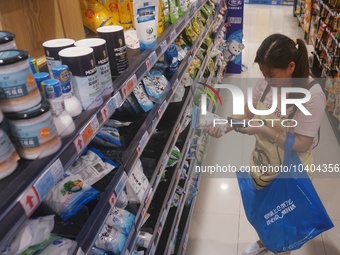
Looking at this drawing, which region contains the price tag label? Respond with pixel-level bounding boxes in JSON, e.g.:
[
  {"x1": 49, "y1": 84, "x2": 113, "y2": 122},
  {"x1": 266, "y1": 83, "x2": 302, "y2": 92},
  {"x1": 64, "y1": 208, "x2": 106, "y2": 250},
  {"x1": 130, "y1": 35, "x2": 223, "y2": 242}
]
[
  {"x1": 175, "y1": 125, "x2": 181, "y2": 137},
  {"x1": 151, "y1": 117, "x2": 158, "y2": 131},
  {"x1": 74, "y1": 135, "x2": 85, "y2": 155},
  {"x1": 109, "y1": 192, "x2": 116, "y2": 207},
  {"x1": 81, "y1": 124, "x2": 94, "y2": 146},
  {"x1": 34, "y1": 159, "x2": 64, "y2": 200},
  {"x1": 121, "y1": 74, "x2": 137, "y2": 100},
  {"x1": 136, "y1": 131, "x2": 150, "y2": 156},
  {"x1": 160, "y1": 154, "x2": 169, "y2": 175},
  {"x1": 90, "y1": 116, "x2": 100, "y2": 134},
  {"x1": 114, "y1": 171, "x2": 128, "y2": 197},
  {"x1": 157, "y1": 225, "x2": 162, "y2": 235},
  {"x1": 188, "y1": 55, "x2": 193, "y2": 64},
  {"x1": 172, "y1": 78, "x2": 179, "y2": 91},
  {"x1": 160, "y1": 208, "x2": 167, "y2": 226},
  {"x1": 145, "y1": 58, "x2": 151, "y2": 71},
  {"x1": 160, "y1": 41, "x2": 167, "y2": 54},
  {"x1": 183, "y1": 233, "x2": 189, "y2": 250},
  {"x1": 170, "y1": 30, "x2": 177, "y2": 42},
  {"x1": 148, "y1": 51, "x2": 157, "y2": 67},
  {"x1": 100, "y1": 105, "x2": 109, "y2": 122},
  {"x1": 185, "y1": 15, "x2": 190, "y2": 24},
  {"x1": 76, "y1": 248, "x2": 85, "y2": 255},
  {"x1": 149, "y1": 243, "x2": 156, "y2": 255},
  {"x1": 19, "y1": 186, "x2": 40, "y2": 216},
  {"x1": 124, "y1": 250, "x2": 130, "y2": 255},
  {"x1": 158, "y1": 100, "x2": 167, "y2": 117}
]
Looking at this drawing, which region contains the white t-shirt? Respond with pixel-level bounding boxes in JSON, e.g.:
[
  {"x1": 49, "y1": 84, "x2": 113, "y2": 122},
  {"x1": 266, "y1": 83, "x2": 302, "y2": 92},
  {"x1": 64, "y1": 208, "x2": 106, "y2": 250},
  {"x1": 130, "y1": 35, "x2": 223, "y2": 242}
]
[{"x1": 252, "y1": 78, "x2": 326, "y2": 139}]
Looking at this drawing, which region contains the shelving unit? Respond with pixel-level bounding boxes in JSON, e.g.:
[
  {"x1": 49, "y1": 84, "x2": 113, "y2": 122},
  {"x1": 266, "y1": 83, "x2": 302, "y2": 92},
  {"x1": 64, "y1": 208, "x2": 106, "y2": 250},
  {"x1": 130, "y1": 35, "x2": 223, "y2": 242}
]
[
  {"x1": 0, "y1": 0, "x2": 228, "y2": 253},
  {"x1": 310, "y1": 0, "x2": 340, "y2": 145},
  {"x1": 294, "y1": 0, "x2": 318, "y2": 44}
]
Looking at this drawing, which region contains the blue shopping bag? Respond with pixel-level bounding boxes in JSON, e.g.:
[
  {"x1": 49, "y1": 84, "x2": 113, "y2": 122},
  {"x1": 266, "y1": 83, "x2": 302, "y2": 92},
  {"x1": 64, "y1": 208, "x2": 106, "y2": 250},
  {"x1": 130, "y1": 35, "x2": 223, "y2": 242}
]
[{"x1": 237, "y1": 133, "x2": 334, "y2": 253}]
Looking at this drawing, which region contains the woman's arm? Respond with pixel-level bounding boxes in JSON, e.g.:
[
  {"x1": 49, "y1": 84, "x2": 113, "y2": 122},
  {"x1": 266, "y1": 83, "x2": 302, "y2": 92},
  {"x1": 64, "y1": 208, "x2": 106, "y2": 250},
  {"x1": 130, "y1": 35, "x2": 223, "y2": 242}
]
[
  {"x1": 204, "y1": 104, "x2": 254, "y2": 138},
  {"x1": 239, "y1": 123, "x2": 314, "y2": 152}
]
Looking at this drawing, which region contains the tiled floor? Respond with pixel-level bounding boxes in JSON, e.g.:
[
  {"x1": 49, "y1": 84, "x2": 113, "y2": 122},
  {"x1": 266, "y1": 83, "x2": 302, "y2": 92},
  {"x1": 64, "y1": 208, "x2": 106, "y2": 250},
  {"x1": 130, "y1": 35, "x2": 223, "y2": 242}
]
[{"x1": 186, "y1": 4, "x2": 340, "y2": 255}]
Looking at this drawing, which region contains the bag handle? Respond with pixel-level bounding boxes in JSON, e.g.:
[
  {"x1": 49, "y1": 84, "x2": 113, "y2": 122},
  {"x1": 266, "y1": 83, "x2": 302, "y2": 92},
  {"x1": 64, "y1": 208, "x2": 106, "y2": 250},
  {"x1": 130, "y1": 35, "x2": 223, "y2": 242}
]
[{"x1": 284, "y1": 133, "x2": 295, "y2": 155}]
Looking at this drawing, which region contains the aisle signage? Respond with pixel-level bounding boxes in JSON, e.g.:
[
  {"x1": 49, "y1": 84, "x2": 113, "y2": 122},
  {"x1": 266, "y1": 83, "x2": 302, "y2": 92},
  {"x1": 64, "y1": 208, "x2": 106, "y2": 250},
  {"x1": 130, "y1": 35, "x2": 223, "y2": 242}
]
[{"x1": 19, "y1": 186, "x2": 40, "y2": 216}]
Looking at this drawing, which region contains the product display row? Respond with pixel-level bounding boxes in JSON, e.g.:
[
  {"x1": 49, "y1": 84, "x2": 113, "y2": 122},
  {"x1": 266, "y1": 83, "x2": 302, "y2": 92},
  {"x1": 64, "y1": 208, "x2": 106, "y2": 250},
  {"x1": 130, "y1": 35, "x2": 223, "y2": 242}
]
[
  {"x1": 308, "y1": 0, "x2": 340, "y2": 145},
  {"x1": 0, "y1": 0, "x2": 228, "y2": 254}
]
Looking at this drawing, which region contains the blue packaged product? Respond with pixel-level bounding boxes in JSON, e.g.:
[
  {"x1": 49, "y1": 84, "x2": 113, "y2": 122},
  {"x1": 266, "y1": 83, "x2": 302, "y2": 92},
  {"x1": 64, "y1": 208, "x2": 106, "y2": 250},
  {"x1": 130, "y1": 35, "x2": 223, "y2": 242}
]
[
  {"x1": 89, "y1": 247, "x2": 114, "y2": 255},
  {"x1": 43, "y1": 173, "x2": 99, "y2": 221},
  {"x1": 95, "y1": 224, "x2": 127, "y2": 255},
  {"x1": 105, "y1": 207, "x2": 135, "y2": 235},
  {"x1": 164, "y1": 42, "x2": 178, "y2": 79},
  {"x1": 94, "y1": 126, "x2": 122, "y2": 148},
  {"x1": 142, "y1": 70, "x2": 170, "y2": 103},
  {"x1": 132, "y1": 81, "x2": 154, "y2": 112}
]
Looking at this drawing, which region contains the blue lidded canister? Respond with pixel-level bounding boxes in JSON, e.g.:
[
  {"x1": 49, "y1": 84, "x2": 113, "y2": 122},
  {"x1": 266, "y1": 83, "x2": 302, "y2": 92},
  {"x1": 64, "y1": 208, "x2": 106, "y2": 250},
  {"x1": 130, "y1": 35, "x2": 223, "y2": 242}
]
[{"x1": 34, "y1": 72, "x2": 50, "y2": 92}]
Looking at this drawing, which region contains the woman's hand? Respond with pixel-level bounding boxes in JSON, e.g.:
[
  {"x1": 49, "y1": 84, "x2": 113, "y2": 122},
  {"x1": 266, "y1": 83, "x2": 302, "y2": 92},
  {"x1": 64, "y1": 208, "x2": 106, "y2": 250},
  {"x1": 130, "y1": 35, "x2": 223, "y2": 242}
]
[
  {"x1": 203, "y1": 126, "x2": 226, "y2": 138},
  {"x1": 237, "y1": 120, "x2": 264, "y2": 135}
]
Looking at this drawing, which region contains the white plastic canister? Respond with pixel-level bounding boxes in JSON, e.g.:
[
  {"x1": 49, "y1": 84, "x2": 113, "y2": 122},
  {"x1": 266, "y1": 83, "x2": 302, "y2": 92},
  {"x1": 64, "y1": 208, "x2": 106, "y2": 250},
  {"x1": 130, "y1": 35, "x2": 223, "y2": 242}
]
[{"x1": 0, "y1": 50, "x2": 42, "y2": 112}]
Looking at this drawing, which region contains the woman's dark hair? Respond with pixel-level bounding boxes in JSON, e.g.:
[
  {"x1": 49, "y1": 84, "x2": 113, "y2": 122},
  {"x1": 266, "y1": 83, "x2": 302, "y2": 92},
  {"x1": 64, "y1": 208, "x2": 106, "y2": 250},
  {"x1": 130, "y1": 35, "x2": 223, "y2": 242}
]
[{"x1": 254, "y1": 34, "x2": 309, "y2": 78}]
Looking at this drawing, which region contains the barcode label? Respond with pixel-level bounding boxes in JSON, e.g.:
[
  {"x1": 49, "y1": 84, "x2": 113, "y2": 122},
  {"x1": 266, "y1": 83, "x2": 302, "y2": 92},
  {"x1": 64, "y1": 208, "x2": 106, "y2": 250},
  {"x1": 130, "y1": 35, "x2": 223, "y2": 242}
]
[{"x1": 93, "y1": 163, "x2": 104, "y2": 173}]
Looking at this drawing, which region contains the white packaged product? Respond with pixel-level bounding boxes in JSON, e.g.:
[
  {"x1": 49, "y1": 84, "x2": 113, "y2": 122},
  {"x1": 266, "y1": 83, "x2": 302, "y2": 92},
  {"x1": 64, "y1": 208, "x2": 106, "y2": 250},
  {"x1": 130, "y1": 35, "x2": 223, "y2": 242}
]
[
  {"x1": 0, "y1": 31, "x2": 17, "y2": 51},
  {"x1": 43, "y1": 173, "x2": 99, "y2": 220},
  {"x1": 39, "y1": 237, "x2": 77, "y2": 255},
  {"x1": 67, "y1": 148, "x2": 118, "y2": 186},
  {"x1": 136, "y1": 231, "x2": 152, "y2": 249},
  {"x1": 133, "y1": 0, "x2": 158, "y2": 50},
  {"x1": 0, "y1": 128, "x2": 19, "y2": 180},
  {"x1": 95, "y1": 224, "x2": 127, "y2": 255},
  {"x1": 115, "y1": 189, "x2": 128, "y2": 209},
  {"x1": 52, "y1": 65, "x2": 82, "y2": 117},
  {"x1": 0, "y1": 50, "x2": 42, "y2": 112},
  {"x1": 126, "y1": 159, "x2": 150, "y2": 204},
  {"x1": 41, "y1": 79, "x2": 75, "y2": 137},
  {"x1": 1, "y1": 215, "x2": 54, "y2": 255},
  {"x1": 105, "y1": 207, "x2": 135, "y2": 235},
  {"x1": 5, "y1": 100, "x2": 62, "y2": 160}
]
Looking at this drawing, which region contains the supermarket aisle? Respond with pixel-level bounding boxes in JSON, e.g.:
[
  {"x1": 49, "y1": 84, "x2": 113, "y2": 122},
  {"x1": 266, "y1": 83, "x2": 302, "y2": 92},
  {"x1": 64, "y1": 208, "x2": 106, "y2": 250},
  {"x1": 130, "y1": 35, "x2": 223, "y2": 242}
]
[{"x1": 186, "y1": 4, "x2": 340, "y2": 255}]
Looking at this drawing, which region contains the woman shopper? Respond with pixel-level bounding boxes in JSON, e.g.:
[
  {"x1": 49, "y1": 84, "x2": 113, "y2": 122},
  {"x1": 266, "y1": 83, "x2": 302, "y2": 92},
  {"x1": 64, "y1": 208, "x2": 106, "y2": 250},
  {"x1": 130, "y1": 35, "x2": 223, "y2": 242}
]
[{"x1": 204, "y1": 33, "x2": 326, "y2": 255}]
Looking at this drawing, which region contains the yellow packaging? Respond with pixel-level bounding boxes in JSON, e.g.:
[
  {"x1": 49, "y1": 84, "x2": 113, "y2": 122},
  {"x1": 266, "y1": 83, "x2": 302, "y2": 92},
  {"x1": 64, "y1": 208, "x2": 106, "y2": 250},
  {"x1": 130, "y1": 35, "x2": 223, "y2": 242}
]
[
  {"x1": 158, "y1": 0, "x2": 165, "y2": 36},
  {"x1": 118, "y1": 0, "x2": 133, "y2": 30},
  {"x1": 79, "y1": 0, "x2": 120, "y2": 33},
  {"x1": 97, "y1": 0, "x2": 120, "y2": 23}
]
